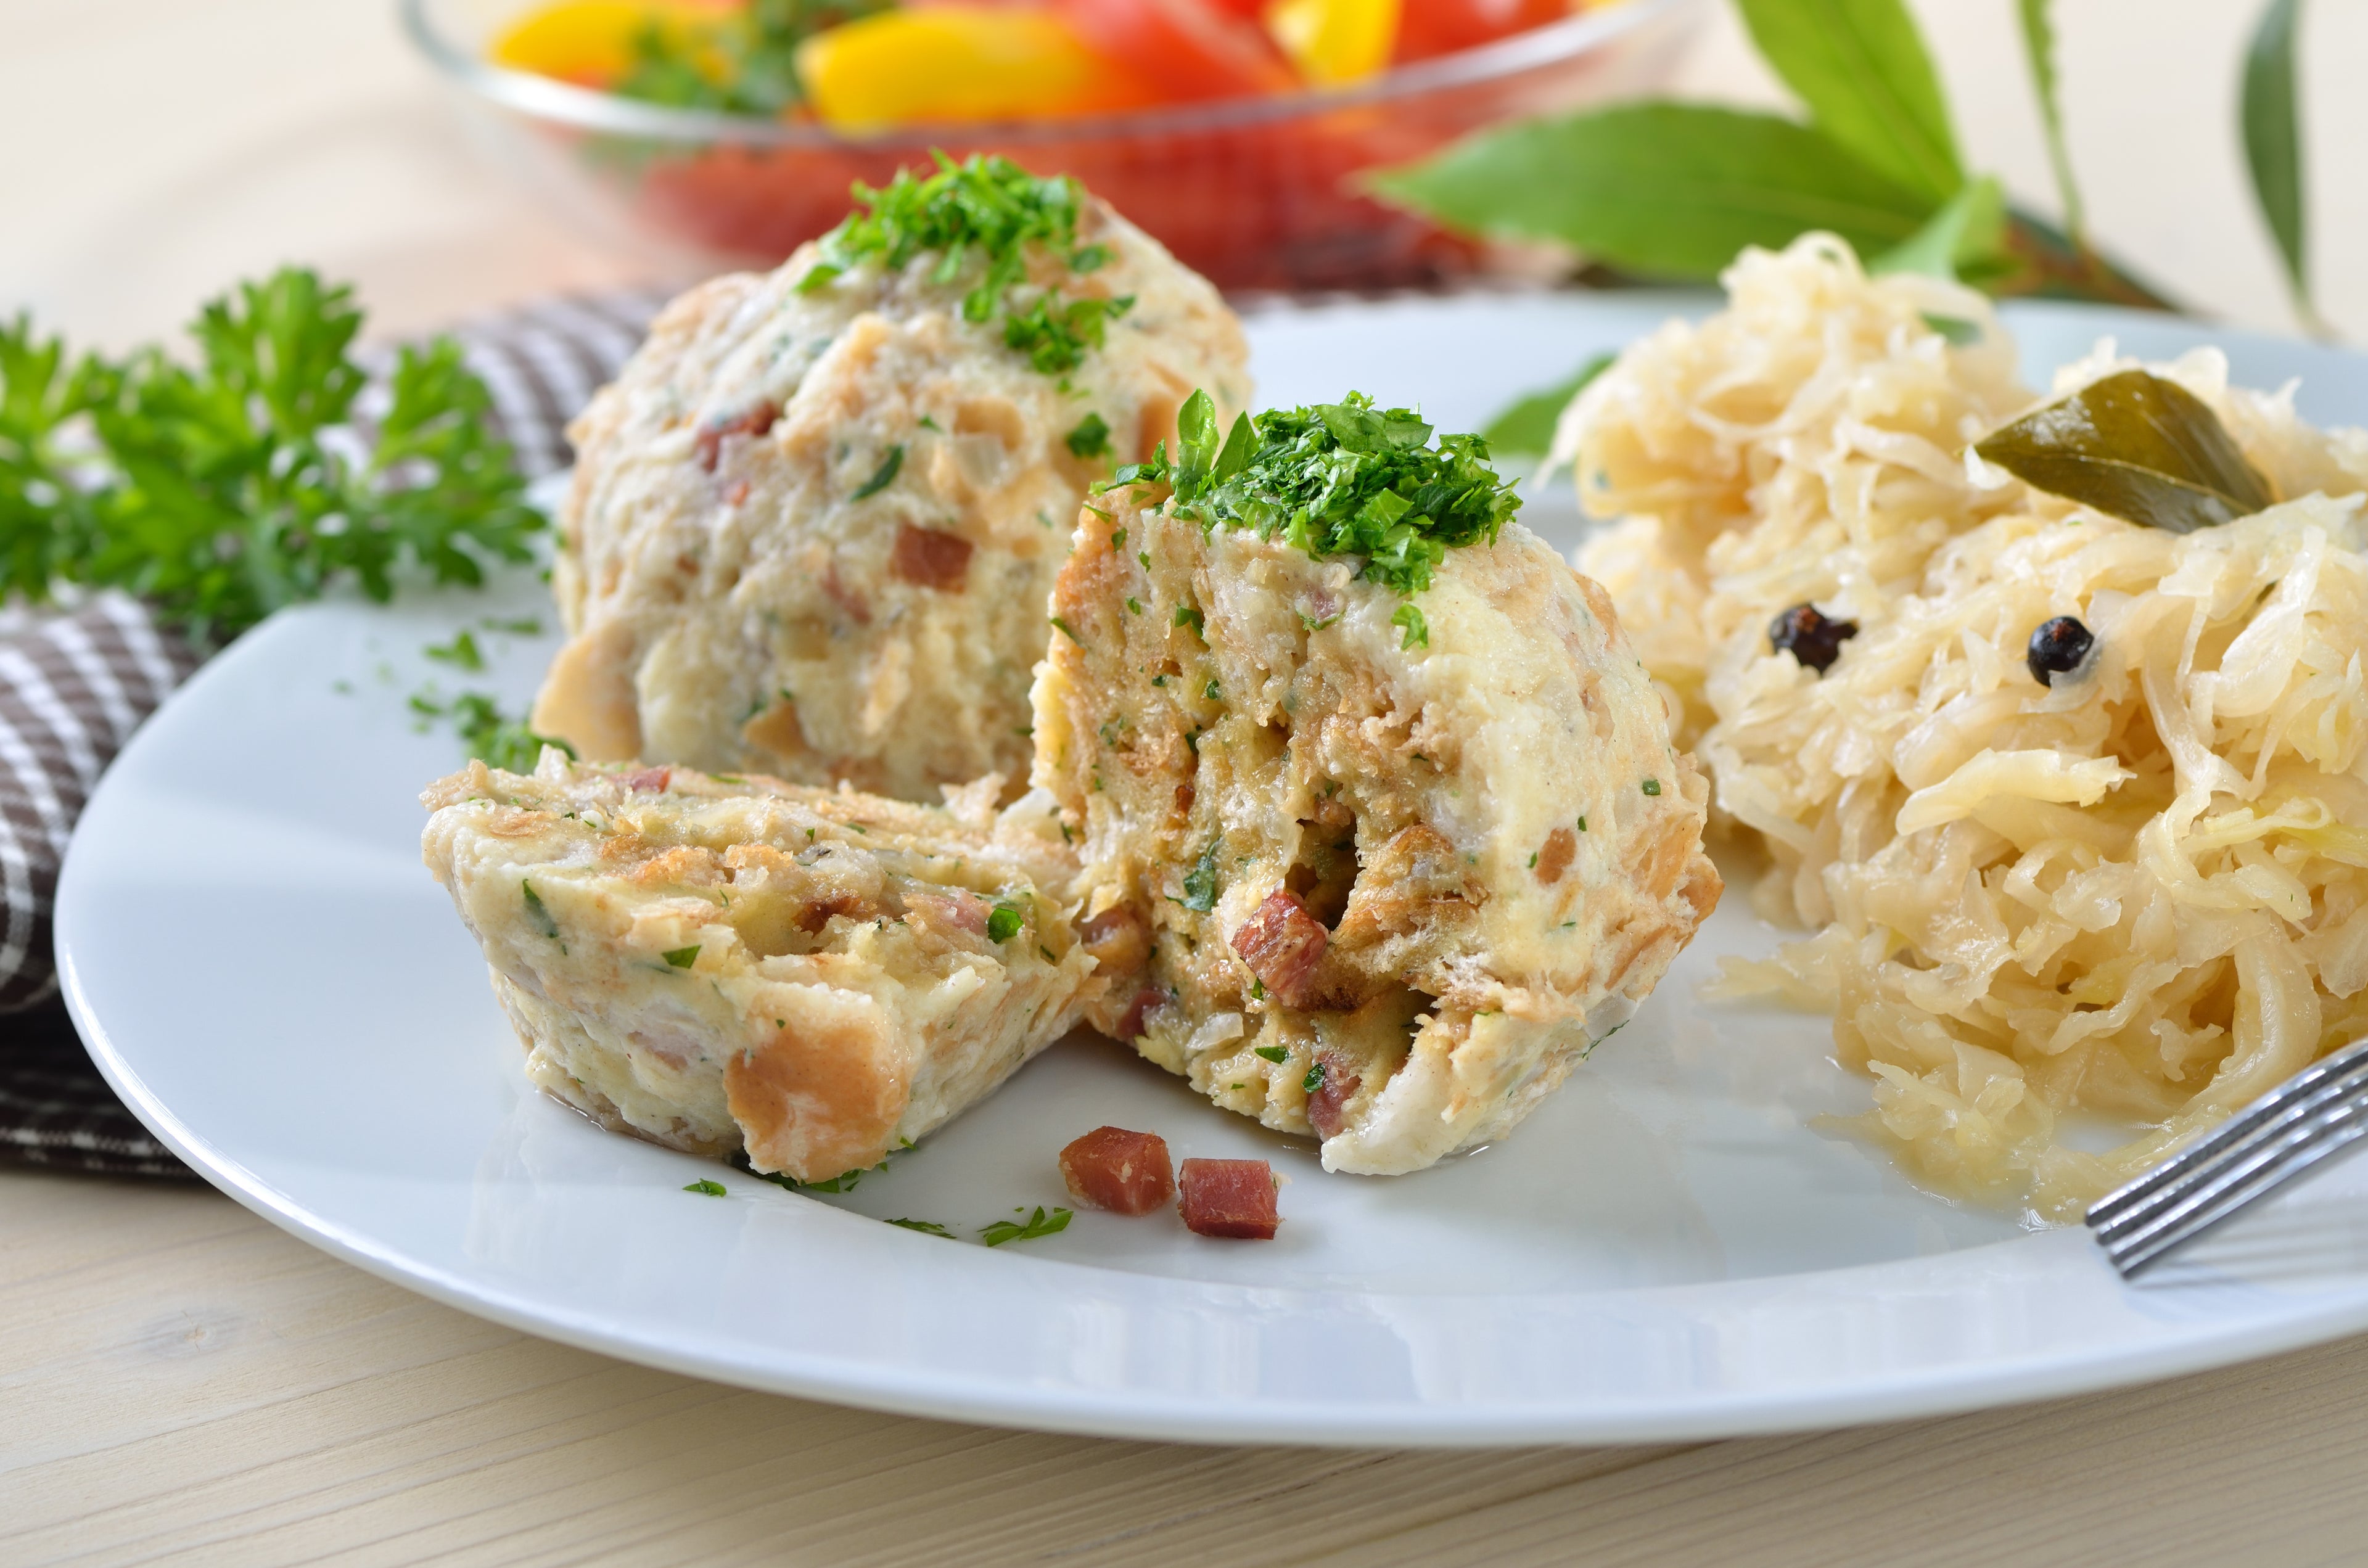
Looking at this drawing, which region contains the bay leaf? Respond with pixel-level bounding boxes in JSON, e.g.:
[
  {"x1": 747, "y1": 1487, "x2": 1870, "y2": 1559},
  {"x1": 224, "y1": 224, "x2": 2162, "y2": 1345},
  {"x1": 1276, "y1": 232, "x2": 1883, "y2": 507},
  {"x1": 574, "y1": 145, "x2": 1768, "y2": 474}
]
[
  {"x1": 1735, "y1": 0, "x2": 1963, "y2": 203},
  {"x1": 1364, "y1": 105, "x2": 1933, "y2": 282},
  {"x1": 2242, "y1": 0, "x2": 2322, "y2": 333},
  {"x1": 1974, "y1": 369, "x2": 2273, "y2": 533},
  {"x1": 1481, "y1": 352, "x2": 1614, "y2": 460}
]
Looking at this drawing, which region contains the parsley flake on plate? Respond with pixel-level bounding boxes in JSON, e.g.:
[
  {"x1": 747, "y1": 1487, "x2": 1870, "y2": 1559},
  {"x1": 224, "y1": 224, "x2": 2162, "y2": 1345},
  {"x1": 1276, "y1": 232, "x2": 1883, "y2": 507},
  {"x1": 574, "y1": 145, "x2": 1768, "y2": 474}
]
[{"x1": 979, "y1": 1205, "x2": 1072, "y2": 1247}]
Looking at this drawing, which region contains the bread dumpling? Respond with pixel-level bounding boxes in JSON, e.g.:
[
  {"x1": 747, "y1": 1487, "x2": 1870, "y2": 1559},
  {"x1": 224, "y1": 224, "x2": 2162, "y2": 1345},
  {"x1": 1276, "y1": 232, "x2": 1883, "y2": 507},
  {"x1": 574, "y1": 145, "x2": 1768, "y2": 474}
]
[
  {"x1": 1032, "y1": 394, "x2": 1722, "y2": 1175},
  {"x1": 422, "y1": 753, "x2": 1097, "y2": 1181},
  {"x1": 536, "y1": 157, "x2": 1250, "y2": 802}
]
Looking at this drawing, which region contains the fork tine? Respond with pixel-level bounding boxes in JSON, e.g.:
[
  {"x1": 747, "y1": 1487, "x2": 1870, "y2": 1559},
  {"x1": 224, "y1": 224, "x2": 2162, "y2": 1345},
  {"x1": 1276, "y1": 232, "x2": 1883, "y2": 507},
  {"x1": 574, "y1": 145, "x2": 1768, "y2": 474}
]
[
  {"x1": 2097, "y1": 1092, "x2": 2368, "y2": 1278},
  {"x1": 2088, "y1": 1036, "x2": 2368, "y2": 1230},
  {"x1": 2084, "y1": 1056, "x2": 2368, "y2": 1250},
  {"x1": 2098, "y1": 1090, "x2": 2368, "y2": 1252}
]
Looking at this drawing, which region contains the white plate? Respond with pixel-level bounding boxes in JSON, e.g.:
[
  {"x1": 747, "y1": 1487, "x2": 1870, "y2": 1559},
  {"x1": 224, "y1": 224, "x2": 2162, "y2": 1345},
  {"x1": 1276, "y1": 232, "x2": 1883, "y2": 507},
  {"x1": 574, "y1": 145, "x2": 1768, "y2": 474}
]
[{"x1": 58, "y1": 295, "x2": 2368, "y2": 1447}]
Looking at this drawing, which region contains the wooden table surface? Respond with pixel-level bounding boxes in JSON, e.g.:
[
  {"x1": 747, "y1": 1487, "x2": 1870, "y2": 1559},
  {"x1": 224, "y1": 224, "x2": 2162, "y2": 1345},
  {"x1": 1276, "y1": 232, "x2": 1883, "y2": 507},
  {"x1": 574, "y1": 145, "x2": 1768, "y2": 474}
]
[{"x1": 10, "y1": 2, "x2": 2368, "y2": 1563}]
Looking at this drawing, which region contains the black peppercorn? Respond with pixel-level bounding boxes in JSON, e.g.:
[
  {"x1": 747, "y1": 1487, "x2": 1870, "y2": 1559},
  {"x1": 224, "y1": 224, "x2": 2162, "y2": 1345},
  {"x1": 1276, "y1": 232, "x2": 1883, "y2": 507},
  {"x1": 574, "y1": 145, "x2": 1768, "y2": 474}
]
[
  {"x1": 2026, "y1": 615, "x2": 2095, "y2": 686},
  {"x1": 1768, "y1": 603, "x2": 1859, "y2": 674}
]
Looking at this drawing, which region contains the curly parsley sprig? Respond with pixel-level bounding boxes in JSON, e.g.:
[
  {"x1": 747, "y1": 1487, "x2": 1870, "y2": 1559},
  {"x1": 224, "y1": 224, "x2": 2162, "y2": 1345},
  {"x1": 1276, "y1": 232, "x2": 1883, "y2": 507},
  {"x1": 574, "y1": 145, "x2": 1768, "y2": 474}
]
[
  {"x1": 795, "y1": 154, "x2": 1130, "y2": 376},
  {"x1": 1111, "y1": 390, "x2": 1520, "y2": 600},
  {"x1": 0, "y1": 268, "x2": 542, "y2": 647}
]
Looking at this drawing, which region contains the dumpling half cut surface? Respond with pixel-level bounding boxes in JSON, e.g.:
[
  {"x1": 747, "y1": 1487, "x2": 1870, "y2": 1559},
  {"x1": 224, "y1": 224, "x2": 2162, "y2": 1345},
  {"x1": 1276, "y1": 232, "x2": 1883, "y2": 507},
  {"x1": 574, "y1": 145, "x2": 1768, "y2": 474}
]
[
  {"x1": 422, "y1": 756, "x2": 1098, "y2": 1181},
  {"x1": 1034, "y1": 393, "x2": 1722, "y2": 1174},
  {"x1": 536, "y1": 155, "x2": 1249, "y2": 803}
]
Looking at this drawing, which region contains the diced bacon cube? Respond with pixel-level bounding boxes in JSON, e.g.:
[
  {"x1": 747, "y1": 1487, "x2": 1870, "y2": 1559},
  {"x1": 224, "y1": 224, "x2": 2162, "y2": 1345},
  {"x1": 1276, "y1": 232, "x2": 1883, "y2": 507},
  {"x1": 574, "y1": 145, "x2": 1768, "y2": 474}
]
[
  {"x1": 1304, "y1": 1056, "x2": 1362, "y2": 1141},
  {"x1": 693, "y1": 401, "x2": 778, "y2": 471},
  {"x1": 620, "y1": 766, "x2": 672, "y2": 792},
  {"x1": 1178, "y1": 1157, "x2": 1280, "y2": 1240},
  {"x1": 1230, "y1": 889, "x2": 1328, "y2": 1007},
  {"x1": 1110, "y1": 986, "x2": 1167, "y2": 1043},
  {"x1": 1059, "y1": 1126, "x2": 1175, "y2": 1215},
  {"x1": 890, "y1": 523, "x2": 974, "y2": 589}
]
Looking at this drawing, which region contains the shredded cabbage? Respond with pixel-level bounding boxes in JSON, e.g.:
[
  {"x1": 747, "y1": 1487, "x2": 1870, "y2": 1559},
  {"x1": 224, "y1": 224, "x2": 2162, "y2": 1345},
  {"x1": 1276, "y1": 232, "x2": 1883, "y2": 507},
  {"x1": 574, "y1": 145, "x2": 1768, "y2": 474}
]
[{"x1": 1566, "y1": 237, "x2": 2368, "y2": 1217}]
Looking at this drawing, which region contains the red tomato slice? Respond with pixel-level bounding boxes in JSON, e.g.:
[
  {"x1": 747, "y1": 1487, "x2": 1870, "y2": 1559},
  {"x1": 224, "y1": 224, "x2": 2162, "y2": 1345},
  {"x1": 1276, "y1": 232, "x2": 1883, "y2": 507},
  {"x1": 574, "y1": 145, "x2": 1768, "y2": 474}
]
[
  {"x1": 1053, "y1": 0, "x2": 1298, "y2": 102},
  {"x1": 1394, "y1": 0, "x2": 1568, "y2": 62}
]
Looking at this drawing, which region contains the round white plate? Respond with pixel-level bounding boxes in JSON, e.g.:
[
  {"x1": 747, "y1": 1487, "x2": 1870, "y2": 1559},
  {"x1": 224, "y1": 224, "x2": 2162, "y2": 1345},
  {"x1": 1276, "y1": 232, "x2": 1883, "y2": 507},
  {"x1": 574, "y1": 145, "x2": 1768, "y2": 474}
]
[{"x1": 59, "y1": 294, "x2": 2368, "y2": 1447}]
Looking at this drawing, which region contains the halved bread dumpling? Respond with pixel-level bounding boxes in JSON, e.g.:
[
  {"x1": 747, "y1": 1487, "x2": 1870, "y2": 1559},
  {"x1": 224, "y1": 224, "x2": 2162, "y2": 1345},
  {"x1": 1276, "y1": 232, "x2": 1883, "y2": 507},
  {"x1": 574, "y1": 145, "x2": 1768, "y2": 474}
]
[
  {"x1": 421, "y1": 754, "x2": 1096, "y2": 1181},
  {"x1": 1031, "y1": 401, "x2": 1721, "y2": 1174}
]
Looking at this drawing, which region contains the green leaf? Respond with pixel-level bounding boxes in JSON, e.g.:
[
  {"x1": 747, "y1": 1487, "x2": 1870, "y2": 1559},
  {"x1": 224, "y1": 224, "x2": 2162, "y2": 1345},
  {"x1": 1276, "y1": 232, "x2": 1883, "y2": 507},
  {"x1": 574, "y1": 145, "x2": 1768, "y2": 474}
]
[
  {"x1": 852, "y1": 444, "x2": 902, "y2": 499},
  {"x1": 888, "y1": 1217, "x2": 955, "y2": 1238},
  {"x1": 1254, "y1": 1045, "x2": 1289, "y2": 1063},
  {"x1": 986, "y1": 903, "x2": 1024, "y2": 943},
  {"x1": 1480, "y1": 352, "x2": 1614, "y2": 459},
  {"x1": 1392, "y1": 602, "x2": 1429, "y2": 651},
  {"x1": 1734, "y1": 0, "x2": 1963, "y2": 202},
  {"x1": 521, "y1": 880, "x2": 561, "y2": 942},
  {"x1": 662, "y1": 945, "x2": 701, "y2": 969},
  {"x1": 1064, "y1": 413, "x2": 1111, "y2": 459},
  {"x1": 2015, "y1": 0, "x2": 2085, "y2": 245},
  {"x1": 1873, "y1": 176, "x2": 2006, "y2": 282},
  {"x1": 1180, "y1": 839, "x2": 1222, "y2": 913},
  {"x1": 1974, "y1": 369, "x2": 2273, "y2": 533},
  {"x1": 2242, "y1": 0, "x2": 2321, "y2": 334},
  {"x1": 1370, "y1": 106, "x2": 1934, "y2": 282},
  {"x1": 683, "y1": 1179, "x2": 727, "y2": 1196},
  {"x1": 979, "y1": 1205, "x2": 1072, "y2": 1247}
]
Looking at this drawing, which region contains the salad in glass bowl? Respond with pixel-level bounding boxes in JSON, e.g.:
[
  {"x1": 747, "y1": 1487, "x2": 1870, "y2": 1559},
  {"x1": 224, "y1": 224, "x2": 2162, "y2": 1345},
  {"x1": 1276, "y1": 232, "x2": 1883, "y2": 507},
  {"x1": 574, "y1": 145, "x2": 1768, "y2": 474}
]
[{"x1": 404, "y1": 0, "x2": 1697, "y2": 290}]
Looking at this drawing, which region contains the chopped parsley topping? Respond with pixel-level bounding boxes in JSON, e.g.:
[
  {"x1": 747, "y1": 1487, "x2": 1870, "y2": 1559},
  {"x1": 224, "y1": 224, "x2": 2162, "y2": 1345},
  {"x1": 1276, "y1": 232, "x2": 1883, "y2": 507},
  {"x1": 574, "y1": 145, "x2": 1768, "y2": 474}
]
[
  {"x1": 1576, "y1": 815, "x2": 1587, "y2": 832},
  {"x1": 1066, "y1": 412, "x2": 1112, "y2": 458},
  {"x1": 1249, "y1": 977, "x2": 1266, "y2": 1001},
  {"x1": 889, "y1": 1218, "x2": 955, "y2": 1238},
  {"x1": 852, "y1": 444, "x2": 903, "y2": 499},
  {"x1": 1049, "y1": 615, "x2": 1082, "y2": 644},
  {"x1": 1172, "y1": 604, "x2": 1204, "y2": 636},
  {"x1": 662, "y1": 945, "x2": 701, "y2": 969},
  {"x1": 791, "y1": 155, "x2": 1128, "y2": 379},
  {"x1": 1126, "y1": 597, "x2": 1143, "y2": 615},
  {"x1": 1004, "y1": 292, "x2": 1133, "y2": 376},
  {"x1": 521, "y1": 880, "x2": 560, "y2": 942},
  {"x1": 682, "y1": 1179, "x2": 727, "y2": 1196},
  {"x1": 1254, "y1": 1044, "x2": 1289, "y2": 1064},
  {"x1": 1303, "y1": 1062, "x2": 1326, "y2": 1093},
  {"x1": 1642, "y1": 778, "x2": 1662, "y2": 796},
  {"x1": 980, "y1": 1205, "x2": 1072, "y2": 1247},
  {"x1": 1112, "y1": 390, "x2": 1519, "y2": 599},
  {"x1": 1179, "y1": 839, "x2": 1222, "y2": 912},
  {"x1": 1392, "y1": 603, "x2": 1429, "y2": 651},
  {"x1": 1202, "y1": 678, "x2": 1220, "y2": 700},
  {"x1": 987, "y1": 903, "x2": 1025, "y2": 943}
]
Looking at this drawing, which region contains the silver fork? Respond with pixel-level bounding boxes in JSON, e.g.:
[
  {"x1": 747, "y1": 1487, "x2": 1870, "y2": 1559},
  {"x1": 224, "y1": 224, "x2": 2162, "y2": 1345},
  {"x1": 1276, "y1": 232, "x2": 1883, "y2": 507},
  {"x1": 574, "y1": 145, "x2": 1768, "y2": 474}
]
[{"x1": 2087, "y1": 1036, "x2": 2368, "y2": 1279}]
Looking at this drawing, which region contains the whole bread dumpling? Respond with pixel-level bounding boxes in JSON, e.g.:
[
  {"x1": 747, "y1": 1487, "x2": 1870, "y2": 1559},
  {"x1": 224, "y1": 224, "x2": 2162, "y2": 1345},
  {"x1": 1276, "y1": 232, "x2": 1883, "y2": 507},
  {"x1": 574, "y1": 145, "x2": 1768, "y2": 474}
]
[
  {"x1": 536, "y1": 158, "x2": 1250, "y2": 801},
  {"x1": 1034, "y1": 395, "x2": 1722, "y2": 1174}
]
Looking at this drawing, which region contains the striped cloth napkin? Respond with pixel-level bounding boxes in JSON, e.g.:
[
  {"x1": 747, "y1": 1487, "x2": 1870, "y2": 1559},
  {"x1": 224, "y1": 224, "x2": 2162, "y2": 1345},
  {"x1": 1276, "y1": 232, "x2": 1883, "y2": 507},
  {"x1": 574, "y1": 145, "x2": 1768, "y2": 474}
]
[{"x1": 0, "y1": 286, "x2": 669, "y2": 1178}]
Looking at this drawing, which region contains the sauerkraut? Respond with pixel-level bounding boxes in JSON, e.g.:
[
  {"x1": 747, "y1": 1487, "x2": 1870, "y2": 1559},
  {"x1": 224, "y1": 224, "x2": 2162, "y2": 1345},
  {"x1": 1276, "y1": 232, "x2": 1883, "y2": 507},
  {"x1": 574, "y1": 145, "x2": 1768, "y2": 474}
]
[{"x1": 1560, "y1": 236, "x2": 2368, "y2": 1217}]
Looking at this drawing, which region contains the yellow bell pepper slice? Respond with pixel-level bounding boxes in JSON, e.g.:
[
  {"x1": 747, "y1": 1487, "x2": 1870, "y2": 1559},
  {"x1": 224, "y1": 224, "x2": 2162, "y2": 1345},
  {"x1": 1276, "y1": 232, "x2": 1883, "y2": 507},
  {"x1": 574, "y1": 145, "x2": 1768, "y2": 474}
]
[
  {"x1": 797, "y1": 10, "x2": 1140, "y2": 132},
  {"x1": 491, "y1": 1, "x2": 721, "y2": 88},
  {"x1": 1264, "y1": 0, "x2": 1400, "y2": 87}
]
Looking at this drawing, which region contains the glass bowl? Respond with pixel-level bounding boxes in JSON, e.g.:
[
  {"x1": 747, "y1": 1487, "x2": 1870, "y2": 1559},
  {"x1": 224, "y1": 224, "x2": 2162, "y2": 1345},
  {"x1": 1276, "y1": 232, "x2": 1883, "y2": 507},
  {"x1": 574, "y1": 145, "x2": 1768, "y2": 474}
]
[{"x1": 401, "y1": 0, "x2": 1700, "y2": 293}]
